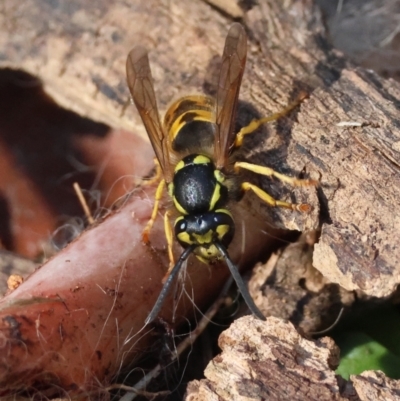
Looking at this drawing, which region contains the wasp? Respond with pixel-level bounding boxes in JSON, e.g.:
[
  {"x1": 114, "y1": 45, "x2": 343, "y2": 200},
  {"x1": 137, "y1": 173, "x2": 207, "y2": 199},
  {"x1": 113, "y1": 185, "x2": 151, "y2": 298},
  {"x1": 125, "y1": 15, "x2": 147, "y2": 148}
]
[{"x1": 126, "y1": 23, "x2": 317, "y2": 324}]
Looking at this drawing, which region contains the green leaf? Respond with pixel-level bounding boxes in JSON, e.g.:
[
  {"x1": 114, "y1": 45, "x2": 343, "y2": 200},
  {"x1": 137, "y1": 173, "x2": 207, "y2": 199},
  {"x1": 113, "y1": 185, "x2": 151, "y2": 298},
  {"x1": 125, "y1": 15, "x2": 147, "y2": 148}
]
[{"x1": 336, "y1": 332, "x2": 400, "y2": 380}]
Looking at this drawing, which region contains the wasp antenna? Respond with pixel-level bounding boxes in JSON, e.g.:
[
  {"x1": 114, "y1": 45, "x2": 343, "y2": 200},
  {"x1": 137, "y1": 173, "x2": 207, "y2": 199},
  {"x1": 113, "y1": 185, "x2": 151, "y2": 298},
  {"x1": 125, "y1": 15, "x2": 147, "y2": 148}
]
[
  {"x1": 145, "y1": 245, "x2": 196, "y2": 325},
  {"x1": 215, "y1": 243, "x2": 266, "y2": 321}
]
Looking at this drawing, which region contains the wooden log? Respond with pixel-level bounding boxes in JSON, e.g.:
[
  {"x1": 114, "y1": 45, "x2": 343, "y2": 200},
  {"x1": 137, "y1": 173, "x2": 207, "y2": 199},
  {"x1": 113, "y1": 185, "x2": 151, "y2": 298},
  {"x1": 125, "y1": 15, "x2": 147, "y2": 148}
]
[
  {"x1": 185, "y1": 316, "x2": 343, "y2": 401},
  {"x1": 1, "y1": 0, "x2": 400, "y2": 398},
  {"x1": 186, "y1": 316, "x2": 400, "y2": 401}
]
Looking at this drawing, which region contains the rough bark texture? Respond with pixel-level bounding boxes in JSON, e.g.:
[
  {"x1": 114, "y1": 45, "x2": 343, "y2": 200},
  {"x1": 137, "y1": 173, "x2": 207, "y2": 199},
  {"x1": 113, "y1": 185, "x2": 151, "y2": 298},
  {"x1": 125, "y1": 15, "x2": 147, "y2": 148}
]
[
  {"x1": 241, "y1": 2, "x2": 400, "y2": 298},
  {"x1": 185, "y1": 316, "x2": 400, "y2": 401},
  {"x1": 3, "y1": 0, "x2": 399, "y2": 299},
  {"x1": 186, "y1": 316, "x2": 343, "y2": 401},
  {"x1": 1, "y1": 0, "x2": 400, "y2": 398},
  {"x1": 249, "y1": 233, "x2": 357, "y2": 334},
  {"x1": 348, "y1": 371, "x2": 400, "y2": 400}
]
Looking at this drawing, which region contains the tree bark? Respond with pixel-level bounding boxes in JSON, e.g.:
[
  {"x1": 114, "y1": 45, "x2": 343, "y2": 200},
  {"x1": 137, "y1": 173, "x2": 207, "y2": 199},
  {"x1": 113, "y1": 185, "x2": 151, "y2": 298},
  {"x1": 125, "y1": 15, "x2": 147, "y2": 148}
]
[
  {"x1": 2, "y1": 0, "x2": 399, "y2": 296},
  {"x1": 186, "y1": 316, "x2": 400, "y2": 401},
  {"x1": 1, "y1": 0, "x2": 400, "y2": 398}
]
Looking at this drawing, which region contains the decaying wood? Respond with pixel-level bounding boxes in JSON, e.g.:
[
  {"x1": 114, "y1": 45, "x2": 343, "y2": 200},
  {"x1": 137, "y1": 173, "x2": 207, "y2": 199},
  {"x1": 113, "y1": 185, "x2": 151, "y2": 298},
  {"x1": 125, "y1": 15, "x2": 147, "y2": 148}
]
[
  {"x1": 346, "y1": 371, "x2": 400, "y2": 401},
  {"x1": 243, "y1": 2, "x2": 400, "y2": 298},
  {"x1": 1, "y1": 0, "x2": 399, "y2": 297},
  {"x1": 305, "y1": 68, "x2": 400, "y2": 297},
  {"x1": 1, "y1": 0, "x2": 400, "y2": 398},
  {"x1": 185, "y1": 316, "x2": 343, "y2": 401},
  {"x1": 185, "y1": 316, "x2": 400, "y2": 401},
  {"x1": 249, "y1": 233, "x2": 356, "y2": 334}
]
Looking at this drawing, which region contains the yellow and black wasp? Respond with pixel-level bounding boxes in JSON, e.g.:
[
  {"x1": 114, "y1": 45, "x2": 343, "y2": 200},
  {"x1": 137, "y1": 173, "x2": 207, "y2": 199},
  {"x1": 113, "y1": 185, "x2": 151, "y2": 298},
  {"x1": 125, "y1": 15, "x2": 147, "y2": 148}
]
[{"x1": 126, "y1": 23, "x2": 316, "y2": 324}]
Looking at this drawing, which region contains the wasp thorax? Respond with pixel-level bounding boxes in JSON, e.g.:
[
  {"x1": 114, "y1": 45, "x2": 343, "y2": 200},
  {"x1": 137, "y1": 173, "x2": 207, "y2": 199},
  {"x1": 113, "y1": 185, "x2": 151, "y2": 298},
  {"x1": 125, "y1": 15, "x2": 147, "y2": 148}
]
[
  {"x1": 174, "y1": 211, "x2": 235, "y2": 262},
  {"x1": 170, "y1": 154, "x2": 228, "y2": 215}
]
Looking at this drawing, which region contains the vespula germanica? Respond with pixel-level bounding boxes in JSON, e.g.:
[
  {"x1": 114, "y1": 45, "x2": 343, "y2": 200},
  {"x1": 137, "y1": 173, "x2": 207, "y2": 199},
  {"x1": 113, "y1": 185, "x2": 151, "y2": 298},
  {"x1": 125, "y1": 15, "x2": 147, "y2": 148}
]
[{"x1": 126, "y1": 23, "x2": 317, "y2": 324}]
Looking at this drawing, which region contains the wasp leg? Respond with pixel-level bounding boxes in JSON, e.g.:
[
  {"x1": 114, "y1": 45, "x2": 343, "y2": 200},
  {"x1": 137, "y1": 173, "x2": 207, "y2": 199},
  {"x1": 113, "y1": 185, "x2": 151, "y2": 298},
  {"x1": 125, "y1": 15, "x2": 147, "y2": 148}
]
[
  {"x1": 142, "y1": 178, "x2": 166, "y2": 243},
  {"x1": 234, "y1": 94, "x2": 307, "y2": 148},
  {"x1": 141, "y1": 158, "x2": 162, "y2": 187},
  {"x1": 163, "y1": 210, "x2": 175, "y2": 282},
  {"x1": 241, "y1": 182, "x2": 311, "y2": 212},
  {"x1": 234, "y1": 161, "x2": 318, "y2": 187}
]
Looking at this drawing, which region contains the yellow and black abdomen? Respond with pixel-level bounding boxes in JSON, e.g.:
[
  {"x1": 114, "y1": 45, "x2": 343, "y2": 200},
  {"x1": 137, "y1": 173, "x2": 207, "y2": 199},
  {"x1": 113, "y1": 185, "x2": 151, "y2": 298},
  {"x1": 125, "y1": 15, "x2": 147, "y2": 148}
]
[{"x1": 164, "y1": 95, "x2": 217, "y2": 154}]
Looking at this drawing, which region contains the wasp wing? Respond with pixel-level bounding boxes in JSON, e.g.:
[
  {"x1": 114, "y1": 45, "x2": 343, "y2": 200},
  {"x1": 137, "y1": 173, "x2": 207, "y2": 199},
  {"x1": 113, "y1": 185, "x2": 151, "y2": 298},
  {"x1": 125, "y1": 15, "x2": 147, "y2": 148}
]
[
  {"x1": 214, "y1": 23, "x2": 247, "y2": 170},
  {"x1": 126, "y1": 46, "x2": 173, "y2": 183}
]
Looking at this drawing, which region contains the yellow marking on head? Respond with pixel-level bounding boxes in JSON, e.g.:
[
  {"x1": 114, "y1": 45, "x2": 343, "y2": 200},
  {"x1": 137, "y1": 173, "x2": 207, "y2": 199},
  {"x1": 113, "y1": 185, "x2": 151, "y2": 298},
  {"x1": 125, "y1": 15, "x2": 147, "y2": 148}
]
[
  {"x1": 193, "y1": 154, "x2": 211, "y2": 165},
  {"x1": 173, "y1": 197, "x2": 188, "y2": 215},
  {"x1": 194, "y1": 244, "x2": 220, "y2": 262},
  {"x1": 192, "y1": 230, "x2": 214, "y2": 244},
  {"x1": 177, "y1": 231, "x2": 193, "y2": 245},
  {"x1": 209, "y1": 183, "x2": 221, "y2": 211},
  {"x1": 175, "y1": 215, "x2": 184, "y2": 224},
  {"x1": 174, "y1": 160, "x2": 185, "y2": 173},
  {"x1": 216, "y1": 224, "x2": 230, "y2": 240}
]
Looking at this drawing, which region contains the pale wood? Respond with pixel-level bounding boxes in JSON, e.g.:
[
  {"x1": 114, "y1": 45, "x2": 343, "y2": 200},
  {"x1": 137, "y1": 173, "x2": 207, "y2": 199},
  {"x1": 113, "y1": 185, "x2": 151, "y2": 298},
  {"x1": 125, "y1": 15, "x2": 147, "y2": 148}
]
[
  {"x1": 185, "y1": 316, "x2": 344, "y2": 401},
  {"x1": 186, "y1": 317, "x2": 400, "y2": 401}
]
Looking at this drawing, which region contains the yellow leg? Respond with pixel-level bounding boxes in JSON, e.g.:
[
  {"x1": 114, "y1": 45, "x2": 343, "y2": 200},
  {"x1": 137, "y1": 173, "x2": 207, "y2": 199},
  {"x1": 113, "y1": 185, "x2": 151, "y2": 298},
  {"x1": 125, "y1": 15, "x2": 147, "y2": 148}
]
[
  {"x1": 162, "y1": 210, "x2": 176, "y2": 283},
  {"x1": 164, "y1": 210, "x2": 175, "y2": 269},
  {"x1": 234, "y1": 93, "x2": 308, "y2": 148},
  {"x1": 234, "y1": 161, "x2": 318, "y2": 187},
  {"x1": 142, "y1": 179, "x2": 166, "y2": 243},
  {"x1": 141, "y1": 158, "x2": 162, "y2": 187},
  {"x1": 242, "y1": 182, "x2": 311, "y2": 212}
]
